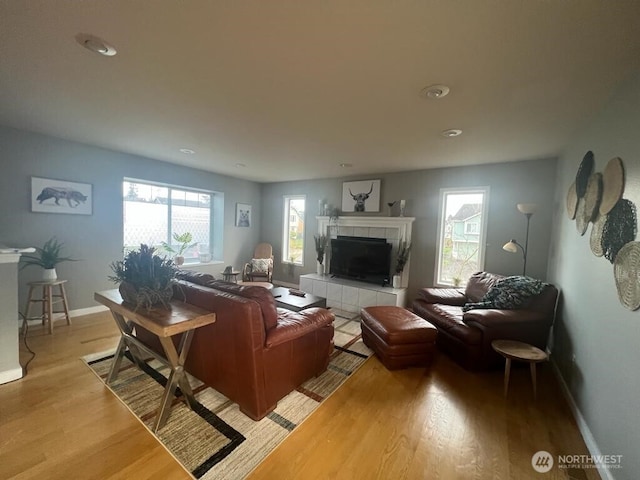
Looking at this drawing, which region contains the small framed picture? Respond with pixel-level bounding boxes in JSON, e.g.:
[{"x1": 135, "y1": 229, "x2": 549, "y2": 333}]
[
  {"x1": 342, "y1": 179, "x2": 381, "y2": 213},
  {"x1": 31, "y1": 176, "x2": 93, "y2": 215},
  {"x1": 236, "y1": 203, "x2": 252, "y2": 227}
]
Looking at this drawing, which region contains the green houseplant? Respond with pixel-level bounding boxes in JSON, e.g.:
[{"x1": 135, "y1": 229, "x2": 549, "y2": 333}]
[
  {"x1": 20, "y1": 237, "x2": 76, "y2": 281},
  {"x1": 314, "y1": 234, "x2": 328, "y2": 275},
  {"x1": 393, "y1": 240, "x2": 412, "y2": 288},
  {"x1": 160, "y1": 232, "x2": 197, "y2": 266},
  {"x1": 109, "y1": 244, "x2": 177, "y2": 311}
]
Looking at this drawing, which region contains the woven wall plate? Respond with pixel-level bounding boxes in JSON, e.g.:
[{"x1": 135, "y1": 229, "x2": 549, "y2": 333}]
[
  {"x1": 584, "y1": 172, "x2": 602, "y2": 221},
  {"x1": 575, "y1": 197, "x2": 589, "y2": 236},
  {"x1": 575, "y1": 150, "x2": 594, "y2": 198},
  {"x1": 614, "y1": 241, "x2": 640, "y2": 311},
  {"x1": 566, "y1": 181, "x2": 578, "y2": 219},
  {"x1": 602, "y1": 199, "x2": 637, "y2": 263},
  {"x1": 600, "y1": 156, "x2": 625, "y2": 215},
  {"x1": 590, "y1": 213, "x2": 606, "y2": 257}
]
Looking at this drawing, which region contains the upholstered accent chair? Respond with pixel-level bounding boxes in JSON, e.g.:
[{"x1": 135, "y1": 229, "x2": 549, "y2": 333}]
[{"x1": 243, "y1": 243, "x2": 274, "y2": 283}]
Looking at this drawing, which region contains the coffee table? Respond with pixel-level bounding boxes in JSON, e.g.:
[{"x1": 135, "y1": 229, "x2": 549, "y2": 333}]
[
  {"x1": 271, "y1": 286, "x2": 326, "y2": 312},
  {"x1": 491, "y1": 339, "x2": 548, "y2": 399}
]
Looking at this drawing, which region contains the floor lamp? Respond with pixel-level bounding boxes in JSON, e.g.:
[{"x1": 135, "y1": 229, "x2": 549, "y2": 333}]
[{"x1": 503, "y1": 203, "x2": 537, "y2": 276}]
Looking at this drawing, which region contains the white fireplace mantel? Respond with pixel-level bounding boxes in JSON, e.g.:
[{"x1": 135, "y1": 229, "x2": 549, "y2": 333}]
[{"x1": 316, "y1": 216, "x2": 415, "y2": 288}]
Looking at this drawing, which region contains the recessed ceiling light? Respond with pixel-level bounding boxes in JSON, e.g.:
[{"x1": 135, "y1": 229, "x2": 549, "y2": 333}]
[
  {"x1": 179, "y1": 148, "x2": 195, "y2": 154},
  {"x1": 441, "y1": 129, "x2": 462, "y2": 138},
  {"x1": 339, "y1": 163, "x2": 353, "y2": 168},
  {"x1": 421, "y1": 84, "x2": 450, "y2": 99},
  {"x1": 235, "y1": 163, "x2": 246, "y2": 168},
  {"x1": 75, "y1": 33, "x2": 117, "y2": 56}
]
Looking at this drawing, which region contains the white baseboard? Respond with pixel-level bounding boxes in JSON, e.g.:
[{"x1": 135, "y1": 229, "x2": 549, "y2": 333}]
[
  {"x1": 69, "y1": 305, "x2": 109, "y2": 317},
  {"x1": 276, "y1": 280, "x2": 299, "y2": 289},
  {"x1": 551, "y1": 360, "x2": 613, "y2": 480},
  {"x1": 0, "y1": 366, "x2": 23, "y2": 384}
]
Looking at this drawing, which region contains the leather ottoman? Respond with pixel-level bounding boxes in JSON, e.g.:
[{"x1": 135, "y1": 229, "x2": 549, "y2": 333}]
[{"x1": 360, "y1": 306, "x2": 437, "y2": 370}]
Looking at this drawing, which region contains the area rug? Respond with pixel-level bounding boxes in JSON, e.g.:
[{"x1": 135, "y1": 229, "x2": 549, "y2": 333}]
[{"x1": 83, "y1": 316, "x2": 371, "y2": 480}]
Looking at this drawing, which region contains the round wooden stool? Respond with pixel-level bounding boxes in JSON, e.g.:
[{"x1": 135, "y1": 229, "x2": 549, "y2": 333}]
[
  {"x1": 24, "y1": 279, "x2": 71, "y2": 335},
  {"x1": 492, "y1": 339, "x2": 548, "y2": 399}
]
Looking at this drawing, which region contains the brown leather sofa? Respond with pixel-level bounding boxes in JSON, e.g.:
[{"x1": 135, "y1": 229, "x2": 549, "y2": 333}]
[
  {"x1": 135, "y1": 271, "x2": 335, "y2": 420},
  {"x1": 411, "y1": 272, "x2": 558, "y2": 370}
]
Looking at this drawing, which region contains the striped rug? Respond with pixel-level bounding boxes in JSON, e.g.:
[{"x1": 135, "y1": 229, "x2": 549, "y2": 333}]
[{"x1": 83, "y1": 316, "x2": 371, "y2": 479}]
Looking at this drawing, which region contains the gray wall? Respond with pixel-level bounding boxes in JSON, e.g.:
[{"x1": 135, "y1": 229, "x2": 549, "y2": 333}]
[
  {"x1": 261, "y1": 157, "x2": 558, "y2": 300},
  {"x1": 0, "y1": 126, "x2": 261, "y2": 310},
  {"x1": 547, "y1": 72, "x2": 640, "y2": 477}
]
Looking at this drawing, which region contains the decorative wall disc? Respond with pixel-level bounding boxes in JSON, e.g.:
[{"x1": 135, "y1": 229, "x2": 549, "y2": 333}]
[
  {"x1": 566, "y1": 181, "x2": 578, "y2": 219},
  {"x1": 583, "y1": 172, "x2": 602, "y2": 222},
  {"x1": 614, "y1": 241, "x2": 640, "y2": 311},
  {"x1": 600, "y1": 157, "x2": 625, "y2": 215},
  {"x1": 575, "y1": 197, "x2": 589, "y2": 236},
  {"x1": 575, "y1": 150, "x2": 594, "y2": 198},
  {"x1": 590, "y1": 213, "x2": 606, "y2": 257},
  {"x1": 602, "y1": 199, "x2": 637, "y2": 263}
]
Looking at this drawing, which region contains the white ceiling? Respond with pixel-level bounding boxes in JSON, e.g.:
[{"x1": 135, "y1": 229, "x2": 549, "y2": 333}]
[{"x1": 1, "y1": 1, "x2": 640, "y2": 183}]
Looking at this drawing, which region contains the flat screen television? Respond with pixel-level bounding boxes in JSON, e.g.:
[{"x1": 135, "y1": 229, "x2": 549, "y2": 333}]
[{"x1": 329, "y1": 236, "x2": 392, "y2": 286}]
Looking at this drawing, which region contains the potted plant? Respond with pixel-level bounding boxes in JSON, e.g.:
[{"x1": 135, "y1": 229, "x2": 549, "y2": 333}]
[
  {"x1": 20, "y1": 237, "x2": 76, "y2": 281},
  {"x1": 314, "y1": 234, "x2": 328, "y2": 275},
  {"x1": 393, "y1": 240, "x2": 411, "y2": 288},
  {"x1": 160, "y1": 232, "x2": 197, "y2": 266},
  {"x1": 109, "y1": 244, "x2": 177, "y2": 311}
]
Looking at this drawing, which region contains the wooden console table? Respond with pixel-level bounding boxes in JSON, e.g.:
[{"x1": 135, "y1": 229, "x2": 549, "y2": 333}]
[{"x1": 94, "y1": 289, "x2": 216, "y2": 432}]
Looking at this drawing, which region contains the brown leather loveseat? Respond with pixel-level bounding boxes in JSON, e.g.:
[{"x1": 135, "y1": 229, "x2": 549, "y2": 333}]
[
  {"x1": 136, "y1": 271, "x2": 335, "y2": 420},
  {"x1": 411, "y1": 272, "x2": 558, "y2": 370}
]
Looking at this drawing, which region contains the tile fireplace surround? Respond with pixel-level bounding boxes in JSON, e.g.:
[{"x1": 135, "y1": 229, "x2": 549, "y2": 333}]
[{"x1": 316, "y1": 215, "x2": 415, "y2": 289}]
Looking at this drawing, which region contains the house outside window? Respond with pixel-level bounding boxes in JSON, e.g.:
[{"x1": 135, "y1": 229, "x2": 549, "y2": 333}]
[
  {"x1": 435, "y1": 187, "x2": 489, "y2": 286},
  {"x1": 122, "y1": 179, "x2": 214, "y2": 264},
  {"x1": 283, "y1": 195, "x2": 305, "y2": 265}
]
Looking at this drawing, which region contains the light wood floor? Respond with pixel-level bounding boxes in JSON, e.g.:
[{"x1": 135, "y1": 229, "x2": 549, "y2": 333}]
[{"x1": 0, "y1": 313, "x2": 597, "y2": 480}]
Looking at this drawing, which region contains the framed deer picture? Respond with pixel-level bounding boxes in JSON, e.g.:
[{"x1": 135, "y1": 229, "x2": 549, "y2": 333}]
[
  {"x1": 31, "y1": 176, "x2": 93, "y2": 215},
  {"x1": 341, "y1": 179, "x2": 381, "y2": 213}
]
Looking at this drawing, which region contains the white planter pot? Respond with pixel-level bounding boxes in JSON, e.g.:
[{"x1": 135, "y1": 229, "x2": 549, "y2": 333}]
[
  {"x1": 317, "y1": 262, "x2": 325, "y2": 276},
  {"x1": 392, "y1": 274, "x2": 401, "y2": 288},
  {"x1": 43, "y1": 268, "x2": 57, "y2": 282}
]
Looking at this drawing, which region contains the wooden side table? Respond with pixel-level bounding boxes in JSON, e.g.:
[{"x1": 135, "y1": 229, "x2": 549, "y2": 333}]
[
  {"x1": 24, "y1": 279, "x2": 71, "y2": 335},
  {"x1": 94, "y1": 289, "x2": 216, "y2": 432},
  {"x1": 491, "y1": 339, "x2": 548, "y2": 399}
]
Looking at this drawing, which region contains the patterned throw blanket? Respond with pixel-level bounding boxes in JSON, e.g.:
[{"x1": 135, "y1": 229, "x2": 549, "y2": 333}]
[{"x1": 462, "y1": 276, "x2": 548, "y2": 312}]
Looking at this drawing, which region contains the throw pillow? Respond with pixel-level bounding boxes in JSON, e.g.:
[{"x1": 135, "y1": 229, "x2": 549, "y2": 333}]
[{"x1": 251, "y1": 258, "x2": 271, "y2": 274}]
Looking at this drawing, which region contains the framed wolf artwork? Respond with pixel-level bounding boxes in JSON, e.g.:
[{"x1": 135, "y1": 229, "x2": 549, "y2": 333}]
[
  {"x1": 341, "y1": 179, "x2": 381, "y2": 213},
  {"x1": 31, "y1": 176, "x2": 93, "y2": 215}
]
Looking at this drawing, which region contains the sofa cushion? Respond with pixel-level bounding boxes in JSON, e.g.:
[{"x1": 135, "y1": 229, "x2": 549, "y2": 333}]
[
  {"x1": 206, "y1": 280, "x2": 279, "y2": 330},
  {"x1": 418, "y1": 287, "x2": 466, "y2": 306},
  {"x1": 463, "y1": 276, "x2": 549, "y2": 312},
  {"x1": 464, "y1": 271, "x2": 504, "y2": 302},
  {"x1": 415, "y1": 303, "x2": 482, "y2": 345}
]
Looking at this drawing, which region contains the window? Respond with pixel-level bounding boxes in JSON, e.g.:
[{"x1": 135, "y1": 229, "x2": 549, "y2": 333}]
[
  {"x1": 283, "y1": 195, "x2": 305, "y2": 265},
  {"x1": 123, "y1": 179, "x2": 214, "y2": 264},
  {"x1": 435, "y1": 187, "x2": 489, "y2": 286}
]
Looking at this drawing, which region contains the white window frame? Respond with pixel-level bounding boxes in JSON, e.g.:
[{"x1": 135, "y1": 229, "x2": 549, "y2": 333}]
[
  {"x1": 434, "y1": 186, "x2": 490, "y2": 286},
  {"x1": 123, "y1": 178, "x2": 218, "y2": 265},
  {"x1": 282, "y1": 195, "x2": 306, "y2": 266}
]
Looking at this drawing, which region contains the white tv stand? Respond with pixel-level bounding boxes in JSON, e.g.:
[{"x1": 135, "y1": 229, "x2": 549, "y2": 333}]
[{"x1": 299, "y1": 273, "x2": 406, "y2": 313}]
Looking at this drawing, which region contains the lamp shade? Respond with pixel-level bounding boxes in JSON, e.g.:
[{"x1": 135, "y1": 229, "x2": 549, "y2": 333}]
[
  {"x1": 517, "y1": 203, "x2": 538, "y2": 215},
  {"x1": 503, "y1": 240, "x2": 519, "y2": 253}
]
